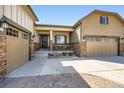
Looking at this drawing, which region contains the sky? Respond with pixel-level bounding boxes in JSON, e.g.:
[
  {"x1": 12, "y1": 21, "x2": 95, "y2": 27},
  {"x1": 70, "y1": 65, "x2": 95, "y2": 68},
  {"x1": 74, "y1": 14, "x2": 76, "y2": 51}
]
[{"x1": 31, "y1": 5, "x2": 124, "y2": 26}]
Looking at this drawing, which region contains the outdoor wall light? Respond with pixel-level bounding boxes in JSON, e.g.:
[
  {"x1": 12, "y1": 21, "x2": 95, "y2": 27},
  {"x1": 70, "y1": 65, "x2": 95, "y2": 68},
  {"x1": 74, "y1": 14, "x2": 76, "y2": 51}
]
[{"x1": 0, "y1": 17, "x2": 9, "y2": 30}]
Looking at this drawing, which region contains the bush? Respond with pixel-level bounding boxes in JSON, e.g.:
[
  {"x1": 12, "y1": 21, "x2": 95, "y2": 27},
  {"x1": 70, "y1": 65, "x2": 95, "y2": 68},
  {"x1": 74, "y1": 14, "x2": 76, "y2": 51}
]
[
  {"x1": 63, "y1": 52, "x2": 67, "y2": 56},
  {"x1": 69, "y1": 52, "x2": 73, "y2": 56}
]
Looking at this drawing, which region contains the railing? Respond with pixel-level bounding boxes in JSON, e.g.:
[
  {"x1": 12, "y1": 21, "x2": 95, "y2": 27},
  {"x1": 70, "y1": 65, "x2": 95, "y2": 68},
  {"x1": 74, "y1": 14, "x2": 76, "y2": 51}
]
[{"x1": 53, "y1": 44, "x2": 73, "y2": 51}]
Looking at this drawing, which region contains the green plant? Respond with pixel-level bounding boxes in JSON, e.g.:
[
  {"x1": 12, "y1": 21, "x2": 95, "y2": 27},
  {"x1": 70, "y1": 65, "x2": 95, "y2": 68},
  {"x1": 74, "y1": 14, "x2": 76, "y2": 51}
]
[
  {"x1": 69, "y1": 52, "x2": 73, "y2": 56},
  {"x1": 62, "y1": 52, "x2": 67, "y2": 56}
]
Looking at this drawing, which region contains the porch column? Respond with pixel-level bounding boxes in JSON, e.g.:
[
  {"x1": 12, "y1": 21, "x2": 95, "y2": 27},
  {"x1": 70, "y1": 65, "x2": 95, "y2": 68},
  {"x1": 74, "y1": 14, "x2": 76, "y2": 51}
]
[{"x1": 50, "y1": 30, "x2": 53, "y2": 51}]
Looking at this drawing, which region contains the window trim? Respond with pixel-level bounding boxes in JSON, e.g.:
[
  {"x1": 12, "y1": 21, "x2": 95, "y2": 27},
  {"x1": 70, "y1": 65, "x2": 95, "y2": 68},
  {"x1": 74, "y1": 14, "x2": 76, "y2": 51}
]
[
  {"x1": 55, "y1": 35, "x2": 66, "y2": 44},
  {"x1": 100, "y1": 16, "x2": 108, "y2": 25}
]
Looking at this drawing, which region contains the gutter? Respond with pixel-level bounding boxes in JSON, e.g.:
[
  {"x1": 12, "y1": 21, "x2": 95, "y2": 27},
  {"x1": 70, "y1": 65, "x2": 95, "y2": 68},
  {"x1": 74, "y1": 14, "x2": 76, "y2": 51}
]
[{"x1": 27, "y1": 5, "x2": 39, "y2": 21}]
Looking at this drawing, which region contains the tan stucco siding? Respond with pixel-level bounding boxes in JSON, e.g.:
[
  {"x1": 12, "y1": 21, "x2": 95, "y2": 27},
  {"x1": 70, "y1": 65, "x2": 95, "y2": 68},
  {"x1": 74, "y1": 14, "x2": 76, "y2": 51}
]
[
  {"x1": 82, "y1": 13, "x2": 124, "y2": 38},
  {"x1": 6, "y1": 36, "x2": 29, "y2": 73},
  {"x1": 0, "y1": 5, "x2": 3, "y2": 18},
  {"x1": 70, "y1": 25, "x2": 81, "y2": 43},
  {"x1": 36, "y1": 31, "x2": 50, "y2": 35},
  {"x1": 53, "y1": 31, "x2": 70, "y2": 43},
  {"x1": 35, "y1": 26, "x2": 73, "y2": 32}
]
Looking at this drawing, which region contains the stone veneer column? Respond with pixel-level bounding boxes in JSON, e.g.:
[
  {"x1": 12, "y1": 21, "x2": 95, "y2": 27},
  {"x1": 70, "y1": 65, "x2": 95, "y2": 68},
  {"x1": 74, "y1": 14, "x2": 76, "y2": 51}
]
[
  {"x1": 120, "y1": 42, "x2": 124, "y2": 56},
  {"x1": 50, "y1": 30, "x2": 53, "y2": 51},
  {"x1": 80, "y1": 42, "x2": 87, "y2": 57},
  {"x1": 0, "y1": 35, "x2": 7, "y2": 81},
  {"x1": 0, "y1": 36, "x2": 6, "y2": 65},
  {"x1": 73, "y1": 42, "x2": 87, "y2": 57}
]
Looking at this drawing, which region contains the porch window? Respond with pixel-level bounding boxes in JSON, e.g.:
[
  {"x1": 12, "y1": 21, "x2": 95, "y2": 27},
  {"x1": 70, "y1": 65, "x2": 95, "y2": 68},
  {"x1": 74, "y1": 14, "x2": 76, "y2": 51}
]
[{"x1": 55, "y1": 35, "x2": 66, "y2": 44}]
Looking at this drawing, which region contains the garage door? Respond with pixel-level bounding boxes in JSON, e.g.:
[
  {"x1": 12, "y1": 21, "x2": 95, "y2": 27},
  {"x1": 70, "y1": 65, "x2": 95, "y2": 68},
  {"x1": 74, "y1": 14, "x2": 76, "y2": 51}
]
[
  {"x1": 87, "y1": 37, "x2": 118, "y2": 56},
  {"x1": 6, "y1": 36, "x2": 29, "y2": 72}
]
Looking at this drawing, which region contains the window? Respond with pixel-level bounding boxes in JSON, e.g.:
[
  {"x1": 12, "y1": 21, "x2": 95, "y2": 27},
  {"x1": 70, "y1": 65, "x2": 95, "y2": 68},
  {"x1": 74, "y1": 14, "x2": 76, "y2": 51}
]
[
  {"x1": 100, "y1": 16, "x2": 108, "y2": 24},
  {"x1": 21, "y1": 33, "x2": 29, "y2": 40},
  {"x1": 95, "y1": 37, "x2": 102, "y2": 42},
  {"x1": 55, "y1": 35, "x2": 66, "y2": 44},
  {"x1": 86, "y1": 37, "x2": 94, "y2": 42},
  {"x1": 104, "y1": 38, "x2": 110, "y2": 41},
  {"x1": 6, "y1": 28, "x2": 18, "y2": 37}
]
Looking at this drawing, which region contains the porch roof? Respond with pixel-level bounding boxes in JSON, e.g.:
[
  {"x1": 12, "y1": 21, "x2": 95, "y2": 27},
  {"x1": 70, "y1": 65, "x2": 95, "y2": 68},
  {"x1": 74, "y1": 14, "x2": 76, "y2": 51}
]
[{"x1": 34, "y1": 24, "x2": 74, "y2": 32}]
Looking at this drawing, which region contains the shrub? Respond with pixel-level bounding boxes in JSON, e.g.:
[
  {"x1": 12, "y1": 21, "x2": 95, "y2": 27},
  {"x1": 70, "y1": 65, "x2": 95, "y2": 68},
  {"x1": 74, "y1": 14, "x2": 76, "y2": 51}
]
[
  {"x1": 69, "y1": 52, "x2": 73, "y2": 56},
  {"x1": 63, "y1": 52, "x2": 67, "y2": 56}
]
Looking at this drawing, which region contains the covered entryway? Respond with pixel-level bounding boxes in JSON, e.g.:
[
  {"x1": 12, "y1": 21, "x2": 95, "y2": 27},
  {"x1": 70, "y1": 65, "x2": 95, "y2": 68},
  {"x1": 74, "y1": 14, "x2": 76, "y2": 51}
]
[
  {"x1": 87, "y1": 37, "x2": 118, "y2": 56},
  {"x1": 41, "y1": 35, "x2": 49, "y2": 48}
]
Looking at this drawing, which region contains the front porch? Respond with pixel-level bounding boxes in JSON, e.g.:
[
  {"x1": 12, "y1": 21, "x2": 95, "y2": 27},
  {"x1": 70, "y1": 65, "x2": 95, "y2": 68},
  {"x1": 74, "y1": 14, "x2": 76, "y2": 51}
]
[{"x1": 35, "y1": 24, "x2": 74, "y2": 51}]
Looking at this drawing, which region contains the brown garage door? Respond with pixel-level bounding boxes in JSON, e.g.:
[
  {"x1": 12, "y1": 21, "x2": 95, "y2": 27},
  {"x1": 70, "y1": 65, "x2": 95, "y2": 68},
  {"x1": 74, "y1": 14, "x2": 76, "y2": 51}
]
[
  {"x1": 87, "y1": 37, "x2": 118, "y2": 57},
  {"x1": 6, "y1": 36, "x2": 29, "y2": 72}
]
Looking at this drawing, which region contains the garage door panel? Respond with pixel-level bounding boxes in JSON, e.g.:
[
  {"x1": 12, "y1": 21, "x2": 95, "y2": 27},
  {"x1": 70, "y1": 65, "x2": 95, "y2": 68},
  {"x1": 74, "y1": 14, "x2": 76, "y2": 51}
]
[
  {"x1": 87, "y1": 37, "x2": 117, "y2": 57},
  {"x1": 6, "y1": 36, "x2": 29, "y2": 72}
]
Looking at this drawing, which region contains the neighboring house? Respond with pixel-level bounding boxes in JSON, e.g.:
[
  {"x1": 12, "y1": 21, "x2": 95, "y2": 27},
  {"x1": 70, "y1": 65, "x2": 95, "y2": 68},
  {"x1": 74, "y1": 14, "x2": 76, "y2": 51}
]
[
  {"x1": 34, "y1": 10, "x2": 124, "y2": 57},
  {"x1": 0, "y1": 5, "x2": 38, "y2": 73}
]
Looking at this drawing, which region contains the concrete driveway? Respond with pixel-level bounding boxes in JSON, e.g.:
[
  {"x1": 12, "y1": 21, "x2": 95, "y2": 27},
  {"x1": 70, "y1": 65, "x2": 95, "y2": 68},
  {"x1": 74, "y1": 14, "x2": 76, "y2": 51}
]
[{"x1": 8, "y1": 50, "x2": 124, "y2": 85}]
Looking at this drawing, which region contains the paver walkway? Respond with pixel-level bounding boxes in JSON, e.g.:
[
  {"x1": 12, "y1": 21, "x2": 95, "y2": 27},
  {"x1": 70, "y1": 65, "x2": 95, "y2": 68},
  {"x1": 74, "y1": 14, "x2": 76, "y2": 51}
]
[{"x1": 2, "y1": 50, "x2": 124, "y2": 87}]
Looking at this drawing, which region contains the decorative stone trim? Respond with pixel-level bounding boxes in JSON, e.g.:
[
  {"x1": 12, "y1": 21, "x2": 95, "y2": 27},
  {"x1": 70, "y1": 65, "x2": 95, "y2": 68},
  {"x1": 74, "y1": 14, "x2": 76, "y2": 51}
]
[
  {"x1": 73, "y1": 42, "x2": 87, "y2": 57},
  {"x1": 34, "y1": 42, "x2": 39, "y2": 51},
  {"x1": 31, "y1": 42, "x2": 35, "y2": 56},
  {"x1": 80, "y1": 42, "x2": 87, "y2": 57},
  {"x1": 50, "y1": 40, "x2": 53, "y2": 51},
  {"x1": 0, "y1": 36, "x2": 7, "y2": 81},
  {"x1": 120, "y1": 42, "x2": 124, "y2": 56}
]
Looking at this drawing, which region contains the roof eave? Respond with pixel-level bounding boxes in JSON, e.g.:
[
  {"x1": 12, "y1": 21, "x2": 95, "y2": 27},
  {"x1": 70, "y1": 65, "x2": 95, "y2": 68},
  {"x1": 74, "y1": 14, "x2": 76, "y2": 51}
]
[
  {"x1": 35, "y1": 24, "x2": 73, "y2": 28},
  {"x1": 27, "y1": 5, "x2": 39, "y2": 21}
]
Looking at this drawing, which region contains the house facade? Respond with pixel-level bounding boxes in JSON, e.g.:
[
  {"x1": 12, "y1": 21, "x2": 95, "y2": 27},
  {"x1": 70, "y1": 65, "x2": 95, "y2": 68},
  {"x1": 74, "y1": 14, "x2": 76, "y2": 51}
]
[
  {"x1": 0, "y1": 5, "x2": 38, "y2": 73},
  {"x1": 0, "y1": 6, "x2": 124, "y2": 76},
  {"x1": 34, "y1": 10, "x2": 124, "y2": 57}
]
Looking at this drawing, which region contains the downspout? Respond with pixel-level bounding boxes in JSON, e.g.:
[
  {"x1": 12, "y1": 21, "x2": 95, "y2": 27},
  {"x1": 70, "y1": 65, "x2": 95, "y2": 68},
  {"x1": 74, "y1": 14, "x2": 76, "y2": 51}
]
[
  {"x1": 29, "y1": 33, "x2": 32, "y2": 61},
  {"x1": 118, "y1": 37, "x2": 120, "y2": 56}
]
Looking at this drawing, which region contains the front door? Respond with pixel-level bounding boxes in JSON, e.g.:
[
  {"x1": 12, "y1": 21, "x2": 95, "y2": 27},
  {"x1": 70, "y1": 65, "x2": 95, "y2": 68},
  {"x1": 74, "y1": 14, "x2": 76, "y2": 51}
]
[{"x1": 42, "y1": 35, "x2": 49, "y2": 48}]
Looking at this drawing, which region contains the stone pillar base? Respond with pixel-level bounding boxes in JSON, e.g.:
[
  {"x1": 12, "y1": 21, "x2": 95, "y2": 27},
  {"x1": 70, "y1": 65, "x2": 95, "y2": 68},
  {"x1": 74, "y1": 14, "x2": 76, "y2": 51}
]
[
  {"x1": 0, "y1": 36, "x2": 7, "y2": 81},
  {"x1": 120, "y1": 42, "x2": 124, "y2": 56},
  {"x1": 73, "y1": 42, "x2": 87, "y2": 57},
  {"x1": 50, "y1": 40, "x2": 53, "y2": 51}
]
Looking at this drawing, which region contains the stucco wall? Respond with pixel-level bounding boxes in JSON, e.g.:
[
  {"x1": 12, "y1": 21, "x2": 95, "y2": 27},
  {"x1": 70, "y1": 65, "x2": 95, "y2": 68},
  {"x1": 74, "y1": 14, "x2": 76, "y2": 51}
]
[
  {"x1": 6, "y1": 36, "x2": 29, "y2": 73},
  {"x1": 70, "y1": 25, "x2": 81, "y2": 43},
  {"x1": 53, "y1": 31, "x2": 70, "y2": 44},
  {"x1": 35, "y1": 25, "x2": 73, "y2": 32},
  {"x1": 81, "y1": 12, "x2": 124, "y2": 37}
]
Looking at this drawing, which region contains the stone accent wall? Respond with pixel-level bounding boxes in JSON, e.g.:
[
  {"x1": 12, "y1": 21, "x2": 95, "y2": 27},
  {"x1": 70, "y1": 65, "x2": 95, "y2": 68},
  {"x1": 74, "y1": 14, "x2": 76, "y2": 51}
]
[
  {"x1": 73, "y1": 42, "x2": 87, "y2": 57},
  {"x1": 34, "y1": 42, "x2": 39, "y2": 51},
  {"x1": 120, "y1": 42, "x2": 124, "y2": 56},
  {"x1": 0, "y1": 36, "x2": 7, "y2": 81},
  {"x1": 31, "y1": 42, "x2": 35, "y2": 56},
  {"x1": 80, "y1": 42, "x2": 87, "y2": 57}
]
